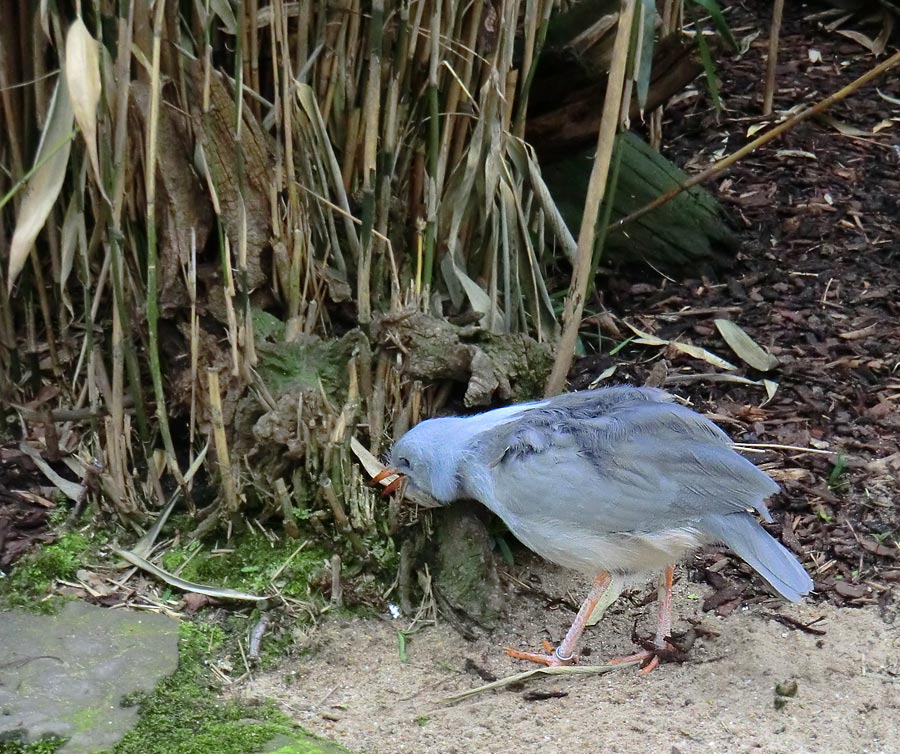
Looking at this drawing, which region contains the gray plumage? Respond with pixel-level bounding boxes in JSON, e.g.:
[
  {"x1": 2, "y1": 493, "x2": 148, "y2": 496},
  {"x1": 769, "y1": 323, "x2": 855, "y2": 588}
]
[{"x1": 388, "y1": 386, "x2": 812, "y2": 602}]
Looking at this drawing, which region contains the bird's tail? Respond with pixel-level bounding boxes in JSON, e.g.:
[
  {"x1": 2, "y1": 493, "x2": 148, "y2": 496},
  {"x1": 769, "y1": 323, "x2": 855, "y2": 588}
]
[{"x1": 701, "y1": 512, "x2": 813, "y2": 602}]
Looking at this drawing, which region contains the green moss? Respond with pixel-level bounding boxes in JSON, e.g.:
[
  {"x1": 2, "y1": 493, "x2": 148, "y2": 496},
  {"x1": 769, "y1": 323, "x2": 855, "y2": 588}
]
[
  {"x1": 0, "y1": 532, "x2": 91, "y2": 611},
  {"x1": 0, "y1": 740, "x2": 66, "y2": 754},
  {"x1": 103, "y1": 621, "x2": 352, "y2": 754},
  {"x1": 160, "y1": 531, "x2": 331, "y2": 601},
  {"x1": 63, "y1": 706, "x2": 101, "y2": 733}
]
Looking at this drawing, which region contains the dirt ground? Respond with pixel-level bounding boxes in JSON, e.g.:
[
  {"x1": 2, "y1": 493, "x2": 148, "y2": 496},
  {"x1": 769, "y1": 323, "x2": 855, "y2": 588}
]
[{"x1": 239, "y1": 558, "x2": 900, "y2": 754}]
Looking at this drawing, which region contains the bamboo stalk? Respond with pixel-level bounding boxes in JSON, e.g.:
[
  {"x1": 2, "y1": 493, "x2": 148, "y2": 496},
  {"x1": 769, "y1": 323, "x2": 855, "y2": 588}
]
[
  {"x1": 545, "y1": 0, "x2": 637, "y2": 397},
  {"x1": 144, "y1": 0, "x2": 183, "y2": 481},
  {"x1": 356, "y1": 0, "x2": 384, "y2": 326},
  {"x1": 762, "y1": 0, "x2": 785, "y2": 116},
  {"x1": 422, "y1": 0, "x2": 442, "y2": 293},
  {"x1": 206, "y1": 369, "x2": 240, "y2": 521},
  {"x1": 512, "y1": 0, "x2": 553, "y2": 138}
]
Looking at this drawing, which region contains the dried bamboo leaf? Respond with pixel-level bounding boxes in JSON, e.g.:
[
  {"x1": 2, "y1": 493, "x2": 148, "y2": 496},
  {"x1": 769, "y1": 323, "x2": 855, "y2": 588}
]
[
  {"x1": 509, "y1": 139, "x2": 577, "y2": 264},
  {"x1": 209, "y1": 0, "x2": 238, "y2": 34},
  {"x1": 59, "y1": 159, "x2": 87, "y2": 316},
  {"x1": 714, "y1": 318, "x2": 779, "y2": 371},
  {"x1": 441, "y1": 660, "x2": 638, "y2": 704},
  {"x1": 65, "y1": 17, "x2": 105, "y2": 199},
  {"x1": 625, "y1": 322, "x2": 737, "y2": 371},
  {"x1": 350, "y1": 437, "x2": 441, "y2": 509},
  {"x1": 18, "y1": 442, "x2": 84, "y2": 502},
  {"x1": 440, "y1": 251, "x2": 495, "y2": 318},
  {"x1": 115, "y1": 548, "x2": 265, "y2": 601},
  {"x1": 295, "y1": 83, "x2": 361, "y2": 261},
  {"x1": 7, "y1": 75, "x2": 74, "y2": 293}
]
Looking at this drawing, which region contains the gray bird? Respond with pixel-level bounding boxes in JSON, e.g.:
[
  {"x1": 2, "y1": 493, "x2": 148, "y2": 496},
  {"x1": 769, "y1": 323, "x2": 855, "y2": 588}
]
[{"x1": 373, "y1": 386, "x2": 813, "y2": 671}]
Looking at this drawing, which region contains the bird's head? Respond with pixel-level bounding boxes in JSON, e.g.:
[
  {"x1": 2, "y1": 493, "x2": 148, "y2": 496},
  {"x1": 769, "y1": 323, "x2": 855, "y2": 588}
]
[{"x1": 371, "y1": 417, "x2": 465, "y2": 504}]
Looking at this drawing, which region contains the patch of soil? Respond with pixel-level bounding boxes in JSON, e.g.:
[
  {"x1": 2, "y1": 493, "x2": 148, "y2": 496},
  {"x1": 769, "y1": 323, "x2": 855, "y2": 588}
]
[
  {"x1": 0, "y1": 448, "x2": 56, "y2": 572},
  {"x1": 239, "y1": 558, "x2": 900, "y2": 754}
]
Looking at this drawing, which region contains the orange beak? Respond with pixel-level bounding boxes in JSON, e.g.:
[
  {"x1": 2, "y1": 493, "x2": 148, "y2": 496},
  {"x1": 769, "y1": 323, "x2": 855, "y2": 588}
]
[{"x1": 370, "y1": 467, "x2": 406, "y2": 497}]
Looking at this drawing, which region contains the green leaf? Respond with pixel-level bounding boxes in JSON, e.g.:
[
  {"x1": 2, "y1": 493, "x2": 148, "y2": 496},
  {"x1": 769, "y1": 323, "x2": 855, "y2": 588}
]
[
  {"x1": 694, "y1": 26, "x2": 722, "y2": 111},
  {"x1": 495, "y1": 536, "x2": 515, "y2": 566},
  {"x1": 689, "y1": 0, "x2": 738, "y2": 51}
]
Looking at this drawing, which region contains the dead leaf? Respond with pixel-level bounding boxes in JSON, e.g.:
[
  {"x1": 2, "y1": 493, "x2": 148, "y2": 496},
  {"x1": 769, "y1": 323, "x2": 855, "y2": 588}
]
[
  {"x1": 834, "y1": 28, "x2": 883, "y2": 55},
  {"x1": 859, "y1": 537, "x2": 898, "y2": 560},
  {"x1": 840, "y1": 324, "x2": 877, "y2": 340},
  {"x1": 65, "y1": 17, "x2": 106, "y2": 200},
  {"x1": 833, "y1": 581, "x2": 867, "y2": 600},
  {"x1": 714, "y1": 319, "x2": 779, "y2": 371},
  {"x1": 820, "y1": 115, "x2": 870, "y2": 137},
  {"x1": 625, "y1": 322, "x2": 737, "y2": 371},
  {"x1": 7, "y1": 76, "x2": 74, "y2": 292}
]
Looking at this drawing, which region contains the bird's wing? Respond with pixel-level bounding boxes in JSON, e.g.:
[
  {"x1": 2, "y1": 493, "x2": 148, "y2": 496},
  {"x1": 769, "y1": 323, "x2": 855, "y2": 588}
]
[{"x1": 464, "y1": 398, "x2": 778, "y2": 534}]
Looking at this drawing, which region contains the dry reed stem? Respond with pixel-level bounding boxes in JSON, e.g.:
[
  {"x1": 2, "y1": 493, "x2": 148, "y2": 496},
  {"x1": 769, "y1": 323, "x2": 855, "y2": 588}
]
[
  {"x1": 546, "y1": 0, "x2": 637, "y2": 396},
  {"x1": 206, "y1": 369, "x2": 240, "y2": 519},
  {"x1": 763, "y1": 0, "x2": 785, "y2": 116}
]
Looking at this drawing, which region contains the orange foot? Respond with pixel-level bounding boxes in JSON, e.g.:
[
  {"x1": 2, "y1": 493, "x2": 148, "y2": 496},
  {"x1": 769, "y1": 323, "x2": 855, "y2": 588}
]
[
  {"x1": 609, "y1": 640, "x2": 684, "y2": 675},
  {"x1": 504, "y1": 640, "x2": 576, "y2": 667}
]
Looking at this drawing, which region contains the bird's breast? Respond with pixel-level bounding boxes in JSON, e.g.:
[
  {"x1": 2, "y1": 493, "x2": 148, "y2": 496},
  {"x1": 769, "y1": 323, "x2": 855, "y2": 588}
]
[{"x1": 496, "y1": 512, "x2": 704, "y2": 576}]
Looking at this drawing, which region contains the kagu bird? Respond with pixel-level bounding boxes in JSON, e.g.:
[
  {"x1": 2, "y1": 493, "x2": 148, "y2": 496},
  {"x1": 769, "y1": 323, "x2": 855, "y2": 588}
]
[{"x1": 373, "y1": 386, "x2": 813, "y2": 672}]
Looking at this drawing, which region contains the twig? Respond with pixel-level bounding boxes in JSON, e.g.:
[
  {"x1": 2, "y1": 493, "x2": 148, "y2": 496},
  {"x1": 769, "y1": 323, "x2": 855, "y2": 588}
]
[
  {"x1": 321, "y1": 477, "x2": 368, "y2": 558},
  {"x1": 248, "y1": 613, "x2": 271, "y2": 662},
  {"x1": 734, "y1": 442, "x2": 835, "y2": 456},
  {"x1": 764, "y1": 612, "x2": 827, "y2": 636},
  {"x1": 207, "y1": 369, "x2": 240, "y2": 521},
  {"x1": 330, "y1": 553, "x2": 343, "y2": 607},
  {"x1": 441, "y1": 661, "x2": 639, "y2": 704}
]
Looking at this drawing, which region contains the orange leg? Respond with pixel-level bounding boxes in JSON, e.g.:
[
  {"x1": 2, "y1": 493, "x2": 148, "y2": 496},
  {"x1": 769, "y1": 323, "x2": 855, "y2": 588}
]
[
  {"x1": 609, "y1": 563, "x2": 676, "y2": 674},
  {"x1": 505, "y1": 572, "x2": 612, "y2": 667}
]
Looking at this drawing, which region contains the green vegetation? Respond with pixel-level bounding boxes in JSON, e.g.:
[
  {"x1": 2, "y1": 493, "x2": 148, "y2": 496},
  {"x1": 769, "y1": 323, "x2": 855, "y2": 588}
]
[
  {"x1": 0, "y1": 532, "x2": 90, "y2": 611},
  {"x1": 827, "y1": 452, "x2": 848, "y2": 491},
  {"x1": 160, "y1": 532, "x2": 330, "y2": 600},
  {"x1": 105, "y1": 622, "x2": 351, "y2": 754},
  {"x1": 0, "y1": 739, "x2": 65, "y2": 754}
]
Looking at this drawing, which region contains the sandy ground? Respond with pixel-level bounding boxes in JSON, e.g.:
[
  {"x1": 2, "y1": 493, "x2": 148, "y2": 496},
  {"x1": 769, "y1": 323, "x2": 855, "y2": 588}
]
[{"x1": 239, "y1": 561, "x2": 900, "y2": 754}]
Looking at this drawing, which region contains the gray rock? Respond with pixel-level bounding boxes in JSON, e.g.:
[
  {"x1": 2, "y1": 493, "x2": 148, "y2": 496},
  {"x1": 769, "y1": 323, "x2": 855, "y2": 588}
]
[{"x1": 0, "y1": 600, "x2": 179, "y2": 753}]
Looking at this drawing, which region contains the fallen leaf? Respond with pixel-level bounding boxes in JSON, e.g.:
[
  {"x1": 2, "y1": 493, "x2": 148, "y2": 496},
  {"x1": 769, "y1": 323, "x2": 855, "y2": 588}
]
[
  {"x1": 840, "y1": 324, "x2": 877, "y2": 340},
  {"x1": 835, "y1": 28, "x2": 882, "y2": 54},
  {"x1": 714, "y1": 319, "x2": 779, "y2": 371},
  {"x1": 833, "y1": 581, "x2": 867, "y2": 600},
  {"x1": 625, "y1": 322, "x2": 737, "y2": 371}
]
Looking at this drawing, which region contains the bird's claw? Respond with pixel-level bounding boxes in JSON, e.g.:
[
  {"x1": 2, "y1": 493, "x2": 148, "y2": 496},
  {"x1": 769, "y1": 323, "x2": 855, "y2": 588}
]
[
  {"x1": 504, "y1": 641, "x2": 577, "y2": 667},
  {"x1": 608, "y1": 638, "x2": 685, "y2": 675}
]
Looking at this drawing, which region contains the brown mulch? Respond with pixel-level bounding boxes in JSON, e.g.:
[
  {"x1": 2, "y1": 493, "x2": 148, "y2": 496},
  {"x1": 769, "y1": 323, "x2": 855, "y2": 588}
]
[
  {"x1": 571, "y1": 0, "x2": 899, "y2": 617},
  {"x1": 0, "y1": 449, "x2": 57, "y2": 572}
]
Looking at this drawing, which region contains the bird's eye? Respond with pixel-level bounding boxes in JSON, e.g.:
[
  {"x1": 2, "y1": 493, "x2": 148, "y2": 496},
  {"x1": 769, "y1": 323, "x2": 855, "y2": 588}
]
[{"x1": 396, "y1": 456, "x2": 410, "y2": 469}]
